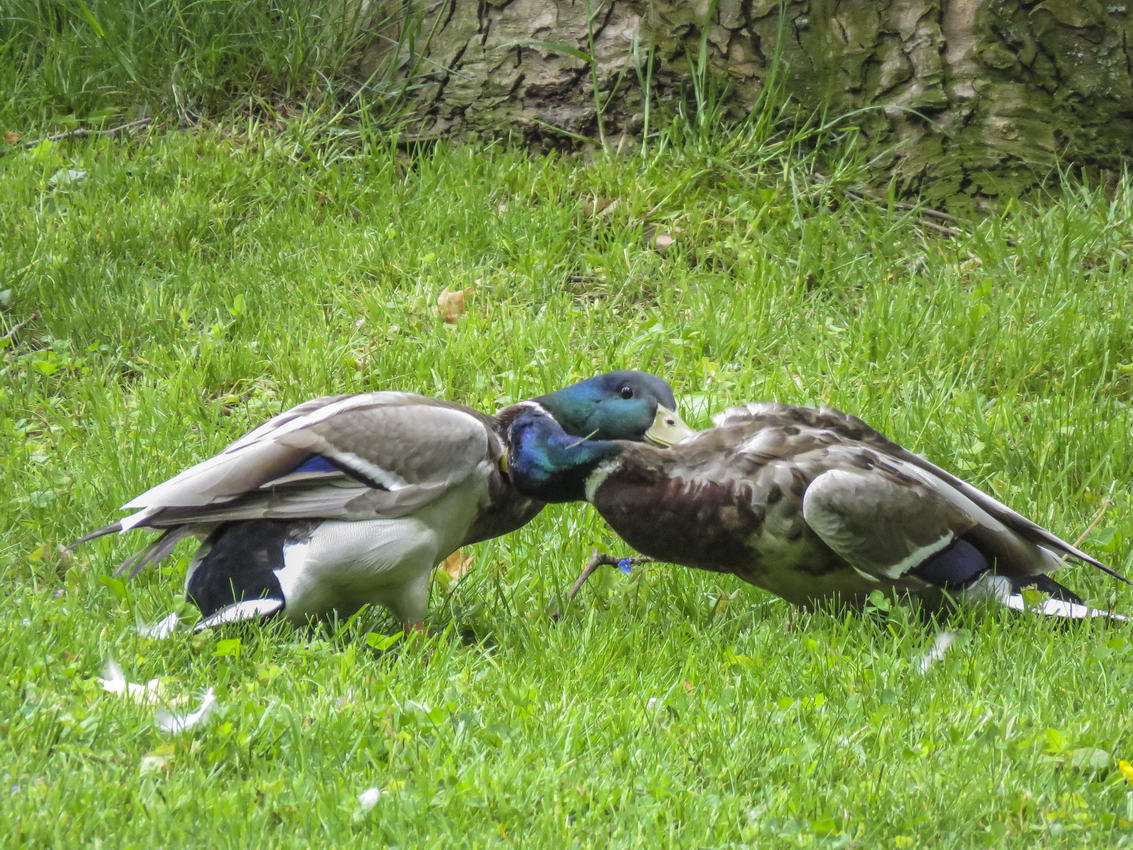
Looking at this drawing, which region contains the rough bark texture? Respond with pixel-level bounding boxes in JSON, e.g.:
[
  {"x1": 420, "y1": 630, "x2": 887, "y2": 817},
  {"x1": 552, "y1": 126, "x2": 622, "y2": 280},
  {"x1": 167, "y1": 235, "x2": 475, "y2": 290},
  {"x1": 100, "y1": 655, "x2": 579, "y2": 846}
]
[{"x1": 357, "y1": 1, "x2": 1133, "y2": 205}]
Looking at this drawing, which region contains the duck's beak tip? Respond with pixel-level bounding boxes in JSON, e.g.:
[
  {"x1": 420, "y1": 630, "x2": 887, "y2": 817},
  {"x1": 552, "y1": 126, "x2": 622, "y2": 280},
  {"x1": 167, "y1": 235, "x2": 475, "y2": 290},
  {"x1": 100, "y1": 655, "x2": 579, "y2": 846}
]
[{"x1": 644, "y1": 405, "x2": 697, "y2": 447}]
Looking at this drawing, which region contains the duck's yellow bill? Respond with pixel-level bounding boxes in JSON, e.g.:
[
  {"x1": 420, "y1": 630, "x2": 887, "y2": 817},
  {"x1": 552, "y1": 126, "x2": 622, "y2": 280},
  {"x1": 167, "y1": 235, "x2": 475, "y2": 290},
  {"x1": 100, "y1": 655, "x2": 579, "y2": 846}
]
[{"x1": 644, "y1": 405, "x2": 697, "y2": 447}]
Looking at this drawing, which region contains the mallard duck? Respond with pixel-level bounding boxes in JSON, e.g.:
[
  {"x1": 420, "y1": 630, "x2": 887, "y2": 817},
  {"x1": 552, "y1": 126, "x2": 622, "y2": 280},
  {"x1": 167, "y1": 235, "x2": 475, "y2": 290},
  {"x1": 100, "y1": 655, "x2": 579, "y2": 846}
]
[
  {"x1": 74, "y1": 371, "x2": 686, "y2": 630},
  {"x1": 501, "y1": 401, "x2": 1129, "y2": 618}
]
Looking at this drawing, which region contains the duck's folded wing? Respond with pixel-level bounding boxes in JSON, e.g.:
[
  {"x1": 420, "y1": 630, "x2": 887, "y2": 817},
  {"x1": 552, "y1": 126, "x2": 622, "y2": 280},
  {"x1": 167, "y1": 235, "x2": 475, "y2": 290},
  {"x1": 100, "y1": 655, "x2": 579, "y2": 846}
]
[
  {"x1": 800, "y1": 458, "x2": 1064, "y2": 587},
  {"x1": 715, "y1": 402, "x2": 1125, "y2": 583},
  {"x1": 883, "y1": 444, "x2": 1128, "y2": 581},
  {"x1": 118, "y1": 392, "x2": 498, "y2": 521}
]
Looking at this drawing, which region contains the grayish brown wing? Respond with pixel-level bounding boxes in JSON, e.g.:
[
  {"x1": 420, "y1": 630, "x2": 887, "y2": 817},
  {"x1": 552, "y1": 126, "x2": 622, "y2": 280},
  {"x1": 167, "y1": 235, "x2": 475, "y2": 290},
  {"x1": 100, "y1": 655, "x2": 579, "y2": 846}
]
[
  {"x1": 119, "y1": 392, "x2": 499, "y2": 524},
  {"x1": 712, "y1": 401, "x2": 1122, "y2": 580},
  {"x1": 801, "y1": 454, "x2": 1063, "y2": 583}
]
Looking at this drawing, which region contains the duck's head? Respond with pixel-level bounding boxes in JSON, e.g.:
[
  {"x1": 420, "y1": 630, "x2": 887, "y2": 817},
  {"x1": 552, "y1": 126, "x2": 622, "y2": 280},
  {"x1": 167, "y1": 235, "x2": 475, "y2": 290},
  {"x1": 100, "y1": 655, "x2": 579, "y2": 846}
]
[{"x1": 534, "y1": 370, "x2": 695, "y2": 446}]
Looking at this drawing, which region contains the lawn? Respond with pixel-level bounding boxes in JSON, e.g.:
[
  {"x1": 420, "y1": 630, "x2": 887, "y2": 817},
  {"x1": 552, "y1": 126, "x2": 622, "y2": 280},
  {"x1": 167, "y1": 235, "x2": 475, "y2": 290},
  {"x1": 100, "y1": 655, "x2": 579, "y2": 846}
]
[{"x1": 3, "y1": 115, "x2": 1133, "y2": 846}]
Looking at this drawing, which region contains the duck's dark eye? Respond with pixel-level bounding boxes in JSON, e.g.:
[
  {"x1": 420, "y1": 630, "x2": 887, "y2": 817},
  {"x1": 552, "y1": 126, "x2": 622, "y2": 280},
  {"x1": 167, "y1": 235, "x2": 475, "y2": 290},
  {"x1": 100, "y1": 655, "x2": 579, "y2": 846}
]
[{"x1": 618, "y1": 385, "x2": 634, "y2": 399}]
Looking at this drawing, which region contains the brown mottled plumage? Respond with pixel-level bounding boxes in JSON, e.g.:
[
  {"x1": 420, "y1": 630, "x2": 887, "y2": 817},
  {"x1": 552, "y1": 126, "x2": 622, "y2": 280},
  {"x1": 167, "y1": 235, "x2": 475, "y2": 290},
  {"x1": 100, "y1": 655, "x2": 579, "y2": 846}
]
[{"x1": 507, "y1": 401, "x2": 1129, "y2": 617}]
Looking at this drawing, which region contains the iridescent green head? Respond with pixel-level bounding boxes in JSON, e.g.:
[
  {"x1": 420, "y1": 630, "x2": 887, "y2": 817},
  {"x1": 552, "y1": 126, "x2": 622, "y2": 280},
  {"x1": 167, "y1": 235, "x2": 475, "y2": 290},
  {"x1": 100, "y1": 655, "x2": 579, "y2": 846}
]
[{"x1": 534, "y1": 370, "x2": 693, "y2": 445}]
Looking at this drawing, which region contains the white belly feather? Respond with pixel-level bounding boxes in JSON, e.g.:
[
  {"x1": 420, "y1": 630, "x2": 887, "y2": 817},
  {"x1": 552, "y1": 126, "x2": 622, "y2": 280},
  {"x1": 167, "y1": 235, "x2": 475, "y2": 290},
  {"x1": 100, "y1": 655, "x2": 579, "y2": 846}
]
[{"x1": 274, "y1": 479, "x2": 486, "y2": 622}]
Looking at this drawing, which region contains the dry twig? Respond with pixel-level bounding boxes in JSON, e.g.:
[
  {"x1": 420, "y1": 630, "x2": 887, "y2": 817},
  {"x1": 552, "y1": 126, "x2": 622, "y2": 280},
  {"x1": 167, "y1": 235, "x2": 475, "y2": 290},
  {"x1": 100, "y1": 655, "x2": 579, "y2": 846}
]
[
  {"x1": 2, "y1": 119, "x2": 151, "y2": 157},
  {"x1": 564, "y1": 550, "x2": 654, "y2": 601},
  {"x1": 1, "y1": 312, "x2": 38, "y2": 344}
]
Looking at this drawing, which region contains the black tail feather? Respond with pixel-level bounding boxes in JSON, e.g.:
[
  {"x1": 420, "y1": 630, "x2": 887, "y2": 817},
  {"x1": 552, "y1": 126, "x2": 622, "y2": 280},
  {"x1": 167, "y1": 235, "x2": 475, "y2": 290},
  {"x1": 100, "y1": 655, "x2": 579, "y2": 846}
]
[
  {"x1": 69, "y1": 521, "x2": 123, "y2": 549},
  {"x1": 1012, "y1": 573, "x2": 1084, "y2": 604},
  {"x1": 116, "y1": 526, "x2": 192, "y2": 577}
]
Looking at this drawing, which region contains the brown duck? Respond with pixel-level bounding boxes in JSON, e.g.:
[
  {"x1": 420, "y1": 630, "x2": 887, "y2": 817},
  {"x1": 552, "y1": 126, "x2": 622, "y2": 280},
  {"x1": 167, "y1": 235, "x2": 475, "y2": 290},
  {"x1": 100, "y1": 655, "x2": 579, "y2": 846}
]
[{"x1": 501, "y1": 401, "x2": 1129, "y2": 619}]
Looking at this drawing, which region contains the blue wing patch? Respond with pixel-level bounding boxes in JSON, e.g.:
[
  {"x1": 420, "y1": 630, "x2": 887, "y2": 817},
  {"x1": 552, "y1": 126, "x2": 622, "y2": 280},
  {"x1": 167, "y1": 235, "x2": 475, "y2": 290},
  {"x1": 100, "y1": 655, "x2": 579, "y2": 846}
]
[
  {"x1": 265, "y1": 452, "x2": 388, "y2": 490},
  {"x1": 262, "y1": 454, "x2": 341, "y2": 485},
  {"x1": 288, "y1": 454, "x2": 338, "y2": 476}
]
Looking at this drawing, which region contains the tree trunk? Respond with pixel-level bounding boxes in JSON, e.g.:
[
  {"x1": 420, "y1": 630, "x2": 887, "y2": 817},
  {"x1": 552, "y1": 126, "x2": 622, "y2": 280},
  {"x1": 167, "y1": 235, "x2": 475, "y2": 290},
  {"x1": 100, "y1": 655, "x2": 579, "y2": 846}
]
[{"x1": 358, "y1": 1, "x2": 1133, "y2": 205}]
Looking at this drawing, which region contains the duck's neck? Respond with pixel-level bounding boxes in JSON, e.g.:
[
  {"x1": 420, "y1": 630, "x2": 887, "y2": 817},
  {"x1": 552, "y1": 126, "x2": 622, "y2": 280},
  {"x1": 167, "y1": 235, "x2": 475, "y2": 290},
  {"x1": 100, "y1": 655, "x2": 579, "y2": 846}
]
[{"x1": 502, "y1": 407, "x2": 622, "y2": 503}]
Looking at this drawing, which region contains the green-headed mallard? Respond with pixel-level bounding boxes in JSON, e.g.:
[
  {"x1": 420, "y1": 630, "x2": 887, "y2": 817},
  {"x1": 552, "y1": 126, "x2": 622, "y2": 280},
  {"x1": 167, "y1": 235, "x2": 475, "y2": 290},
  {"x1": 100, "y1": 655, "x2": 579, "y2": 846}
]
[
  {"x1": 501, "y1": 401, "x2": 1129, "y2": 618},
  {"x1": 74, "y1": 371, "x2": 685, "y2": 630}
]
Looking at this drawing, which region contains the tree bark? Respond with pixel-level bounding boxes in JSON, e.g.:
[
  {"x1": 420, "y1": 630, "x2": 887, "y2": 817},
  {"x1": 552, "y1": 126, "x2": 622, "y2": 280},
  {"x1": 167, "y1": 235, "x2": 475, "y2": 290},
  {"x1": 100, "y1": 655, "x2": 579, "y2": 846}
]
[{"x1": 358, "y1": 1, "x2": 1133, "y2": 205}]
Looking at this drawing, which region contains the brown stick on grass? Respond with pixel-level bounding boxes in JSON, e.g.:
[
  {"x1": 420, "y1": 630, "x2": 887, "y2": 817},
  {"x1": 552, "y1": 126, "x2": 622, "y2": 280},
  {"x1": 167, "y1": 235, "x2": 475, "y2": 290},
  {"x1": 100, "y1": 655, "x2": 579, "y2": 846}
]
[{"x1": 564, "y1": 551, "x2": 654, "y2": 601}]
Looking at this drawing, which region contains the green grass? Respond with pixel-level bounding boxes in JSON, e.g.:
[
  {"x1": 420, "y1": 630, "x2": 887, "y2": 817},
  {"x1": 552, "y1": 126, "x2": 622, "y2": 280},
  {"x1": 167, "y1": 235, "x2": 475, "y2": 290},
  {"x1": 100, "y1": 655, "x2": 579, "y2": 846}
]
[
  {"x1": 4, "y1": 121, "x2": 1133, "y2": 847},
  {"x1": 0, "y1": 0, "x2": 397, "y2": 128}
]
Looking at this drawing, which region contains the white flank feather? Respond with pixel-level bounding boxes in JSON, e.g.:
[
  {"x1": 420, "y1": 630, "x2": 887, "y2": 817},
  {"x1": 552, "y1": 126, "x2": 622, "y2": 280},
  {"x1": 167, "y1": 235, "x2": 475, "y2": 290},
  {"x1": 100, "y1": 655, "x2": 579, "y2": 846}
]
[
  {"x1": 192, "y1": 598, "x2": 284, "y2": 631},
  {"x1": 98, "y1": 659, "x2": 163, "y2": 704},
  {"x1": 155, "y1": 688, "x2": 217, "y2": 734},
  {"x1": 136, "y1": 612, "x2": 181, "y2": 639},
  {"x1": 1003, "y1": 594, "x2": 1128, "y2": 621}
]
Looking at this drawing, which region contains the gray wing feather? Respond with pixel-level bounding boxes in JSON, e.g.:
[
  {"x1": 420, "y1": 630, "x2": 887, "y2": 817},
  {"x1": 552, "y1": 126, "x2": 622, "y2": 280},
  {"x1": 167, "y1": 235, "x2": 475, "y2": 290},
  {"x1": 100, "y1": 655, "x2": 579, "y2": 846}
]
[
  {"x1": 713, "y1": 401, "x2": 1121, "y2": 579},
  {"x1": 135, "y1": 480, "x2": 450, "y2": 527},
  {"x1": 802, "y1": 457, "x2": 1064, "y2": 583},
  {"x1": 120, "y1": 392, "x2": 496, "y2": 517}
]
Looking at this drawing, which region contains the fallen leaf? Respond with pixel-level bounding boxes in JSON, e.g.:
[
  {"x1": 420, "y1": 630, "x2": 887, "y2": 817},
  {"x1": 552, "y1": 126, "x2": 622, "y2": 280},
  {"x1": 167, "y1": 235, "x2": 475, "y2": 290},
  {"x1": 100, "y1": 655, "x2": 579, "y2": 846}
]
[
  {"x1": 439, "y1": 549, "x2": 474, "y2": 581},
  {"x1": 3, "y1": 131, "x2": 18, "y2": 144},
  {"x1": 436, "y1": 288, "x2": 472, "y2": 323},
  {"x1": 581, "y1": 197, "x2": 618, "y2": 217},
  {"x1": 54, "y1": 544, "x2": 73, "y2": 578}
]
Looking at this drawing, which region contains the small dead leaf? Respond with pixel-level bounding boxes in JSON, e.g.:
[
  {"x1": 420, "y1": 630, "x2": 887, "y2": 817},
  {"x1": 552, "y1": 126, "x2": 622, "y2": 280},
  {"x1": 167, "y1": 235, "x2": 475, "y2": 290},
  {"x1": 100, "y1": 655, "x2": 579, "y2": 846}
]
[
  {"x1": 3, "y1": 131, "x2": 19, "y2": 144},
  {"x1": 581, "y1": 197, "x2": 618, "y2": 217},
  {"x1": 439, "y1": 549, "x2": 474, "y2": 581},
  {"x1": 654, "y1": 232, "x2": 675, "y2": 248},
  {"x1": 436, "y1": 288, "x2": 472, "y2": 324},
  {"x1": 682, "y1": 680, "x2": 694, "y2": 693},
  {"x1": 54, "y1": 544, "x2": 73, "y2": 579}
]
